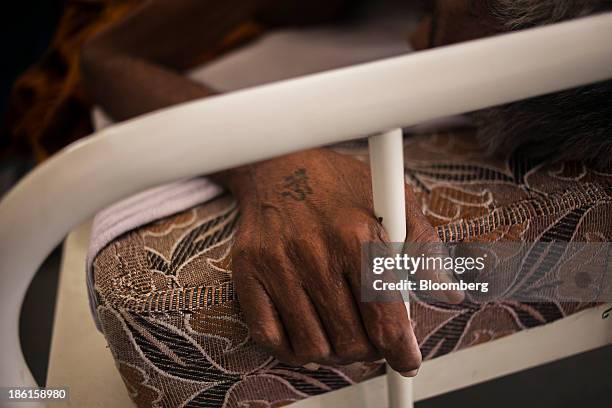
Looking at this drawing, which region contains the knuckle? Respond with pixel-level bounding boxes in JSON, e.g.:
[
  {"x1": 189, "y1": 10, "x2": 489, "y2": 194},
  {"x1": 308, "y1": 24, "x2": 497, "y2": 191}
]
[
  {"x1": 369, "y1": 323, "x2": 408, "y2": 352},
  {"x1": 368, "y1": 321, "x2": 422, "y2": 372},
  {"x1": 338, "y1": 214, "x2": 381, "y2": 248},
  {"x1": 250, "y1": 327, "x2": 282, "y2": 350},
  {"x1": 352, "y1": 223, "x2": 375, "y2": 242}
]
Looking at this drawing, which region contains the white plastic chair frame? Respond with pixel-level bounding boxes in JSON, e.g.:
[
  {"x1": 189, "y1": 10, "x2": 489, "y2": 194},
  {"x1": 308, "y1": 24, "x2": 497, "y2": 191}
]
[{"x1": 1, "y1": 13, "x2": 612, "y2": 408}]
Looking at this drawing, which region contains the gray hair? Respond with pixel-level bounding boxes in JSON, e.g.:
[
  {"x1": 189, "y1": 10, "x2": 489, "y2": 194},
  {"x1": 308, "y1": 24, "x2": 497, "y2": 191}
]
[
  {"x1": 471, "y1": 0, "x2": 612, "y2": 168},
  {"x1": 484, "y1": 0, "x2": 601, "y2": 29}
]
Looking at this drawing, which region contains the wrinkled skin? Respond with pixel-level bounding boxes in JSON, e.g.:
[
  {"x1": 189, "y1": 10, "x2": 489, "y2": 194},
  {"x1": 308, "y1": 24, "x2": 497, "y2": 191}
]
[
  {"x1": 213, "y1": 148, "x2": 462, "y2": 374},
  {"x1": 81, "y1": 0, "x2": 481, "y2": 377}
]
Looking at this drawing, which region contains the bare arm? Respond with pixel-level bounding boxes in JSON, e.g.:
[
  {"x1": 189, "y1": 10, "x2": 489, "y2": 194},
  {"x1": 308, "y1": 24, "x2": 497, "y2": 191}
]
[
  {"x1": 80, "y1": 0, "x2": 348, "y2": 120},
  {"x1": 80, "y1": 0, "x2": 457, "y2": 374},
  {"x1": 80, "y1": 0, "x2": 273, "y2": 120}
]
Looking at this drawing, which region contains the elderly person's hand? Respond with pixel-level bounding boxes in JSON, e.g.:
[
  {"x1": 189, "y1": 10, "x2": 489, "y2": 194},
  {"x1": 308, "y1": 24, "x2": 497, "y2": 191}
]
[
  {"x1": 213, "y1": 148, "x2": 461, "y2": 375},
  {"x1": 80, "y1": 0, "x2": 467, "y2": 375}
]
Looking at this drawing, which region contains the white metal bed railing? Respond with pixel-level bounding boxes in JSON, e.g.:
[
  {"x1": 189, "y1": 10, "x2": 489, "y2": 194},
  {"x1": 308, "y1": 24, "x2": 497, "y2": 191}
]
[{"x1": 1, "y1": 12, "x2": 611, "y2": 408}]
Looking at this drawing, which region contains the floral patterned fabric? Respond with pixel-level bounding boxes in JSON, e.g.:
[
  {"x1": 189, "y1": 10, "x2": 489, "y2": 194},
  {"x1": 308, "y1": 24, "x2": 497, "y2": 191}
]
[{"x1": 92, "y1": 131, "x2": 610, "y2": 407}]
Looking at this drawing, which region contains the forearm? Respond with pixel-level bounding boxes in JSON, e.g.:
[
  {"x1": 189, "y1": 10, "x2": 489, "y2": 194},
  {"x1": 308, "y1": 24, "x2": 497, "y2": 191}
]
[
  {"x1": 79, "y1": 0, "x2": 270, "y2": 121},
  {"x1": 79, "y1": 0, "x2": 353, "y2": 186},
  {"x1": 209, "y1": 148, "x2": 334, "y2": 199},
  {"x1": 80, "y1": 46, "x2": 214, "y2": 121}
]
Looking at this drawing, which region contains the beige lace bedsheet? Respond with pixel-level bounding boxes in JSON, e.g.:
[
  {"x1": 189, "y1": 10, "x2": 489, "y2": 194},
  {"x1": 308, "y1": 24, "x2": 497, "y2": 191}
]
[{"x1": 92, "y1": 132, "x2": 610, "y2": 407}]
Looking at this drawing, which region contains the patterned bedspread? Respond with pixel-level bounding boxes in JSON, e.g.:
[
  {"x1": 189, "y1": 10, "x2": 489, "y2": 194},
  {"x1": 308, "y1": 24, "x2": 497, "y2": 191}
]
[{"x1": 92, "y1": 131, "x2": 610, "y2": 407}]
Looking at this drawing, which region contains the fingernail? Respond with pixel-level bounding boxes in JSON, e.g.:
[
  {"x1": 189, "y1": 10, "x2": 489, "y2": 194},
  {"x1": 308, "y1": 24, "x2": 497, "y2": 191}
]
[
  {"x1": 400, "y1": 369, "x2": 419, "y2": 377},
  {"x1": 303, "y1": 363, "x2": 320, "y2": 371}
]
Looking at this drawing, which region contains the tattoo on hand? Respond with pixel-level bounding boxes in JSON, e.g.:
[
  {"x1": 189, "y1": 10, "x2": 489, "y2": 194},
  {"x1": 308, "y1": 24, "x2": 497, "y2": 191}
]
[{"x1": 280, "y1": 168, "x2": 313, "y2": 201}]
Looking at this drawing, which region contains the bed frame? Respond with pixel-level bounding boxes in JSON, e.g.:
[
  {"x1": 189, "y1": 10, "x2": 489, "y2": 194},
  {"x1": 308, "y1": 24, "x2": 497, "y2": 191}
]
[{"x1": 1, "y1": 12, "x2": 611, "y2": 408}]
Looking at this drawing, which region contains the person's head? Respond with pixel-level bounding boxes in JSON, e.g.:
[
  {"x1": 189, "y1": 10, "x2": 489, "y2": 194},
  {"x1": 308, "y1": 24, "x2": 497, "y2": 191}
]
[
  {"x1": 413, "y1": 0, "x2": 611, "y2": 48},
  {"x1": 412, "y1": 0, "x2": 612, "y2": 168}
]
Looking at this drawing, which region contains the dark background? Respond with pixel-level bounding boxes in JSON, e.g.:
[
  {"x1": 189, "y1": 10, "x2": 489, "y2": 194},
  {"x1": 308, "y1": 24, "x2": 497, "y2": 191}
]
[
  {"x1": 1, "y1": 0, "x2": 63, "y2": 388},
  {"x1": 2, "y1": 2, "x2": 611, "y2": 406},
  {"x1": 1, "y1": 1, "x2": 63, "y2": 131}
]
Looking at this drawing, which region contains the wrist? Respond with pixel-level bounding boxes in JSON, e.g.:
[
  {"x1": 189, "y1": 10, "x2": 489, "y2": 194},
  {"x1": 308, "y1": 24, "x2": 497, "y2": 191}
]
[
  {"x1": 209, "y1": 165, "x2": 256, "y2": 198},
  {"x1": 209, "y1": 148, "x2": 331, "y2": 199}
]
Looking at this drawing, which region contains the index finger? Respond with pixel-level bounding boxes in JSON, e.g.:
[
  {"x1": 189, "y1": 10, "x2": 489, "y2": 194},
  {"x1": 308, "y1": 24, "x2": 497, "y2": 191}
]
[
  {"x1": 346, "y1": 264, "x2": 421, "y2": 375},
  {"x1": 338, "y1": 214, "x2": 422, "y2": 375}
]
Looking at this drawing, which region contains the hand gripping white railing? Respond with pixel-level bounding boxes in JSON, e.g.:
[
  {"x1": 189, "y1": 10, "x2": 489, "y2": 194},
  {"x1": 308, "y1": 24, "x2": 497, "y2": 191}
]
[
  {"x1": 1, "y1": 13, "x2": 612, "y2": 408},
  {"x1": 369, "y1": 128, "x2": 413, "y2": 407}
]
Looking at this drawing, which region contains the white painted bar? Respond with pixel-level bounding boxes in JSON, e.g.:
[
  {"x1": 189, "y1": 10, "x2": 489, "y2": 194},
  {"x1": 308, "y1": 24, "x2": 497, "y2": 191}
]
[
  {"x1": 369, "y1": 129, "x2": 407, "y2": 244},
  {"x1": 1, "y1": 13, "x2": 612, "y2": 394},
  {"x1": 368, "y1": 129, "x2": 412, "y2": 408},
  {"x1": 45, "y1": 227, "x2": 612, "y2": 408},
  {"x1": 291, "y1": 304, "x2": 612, "y2": 407}
]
